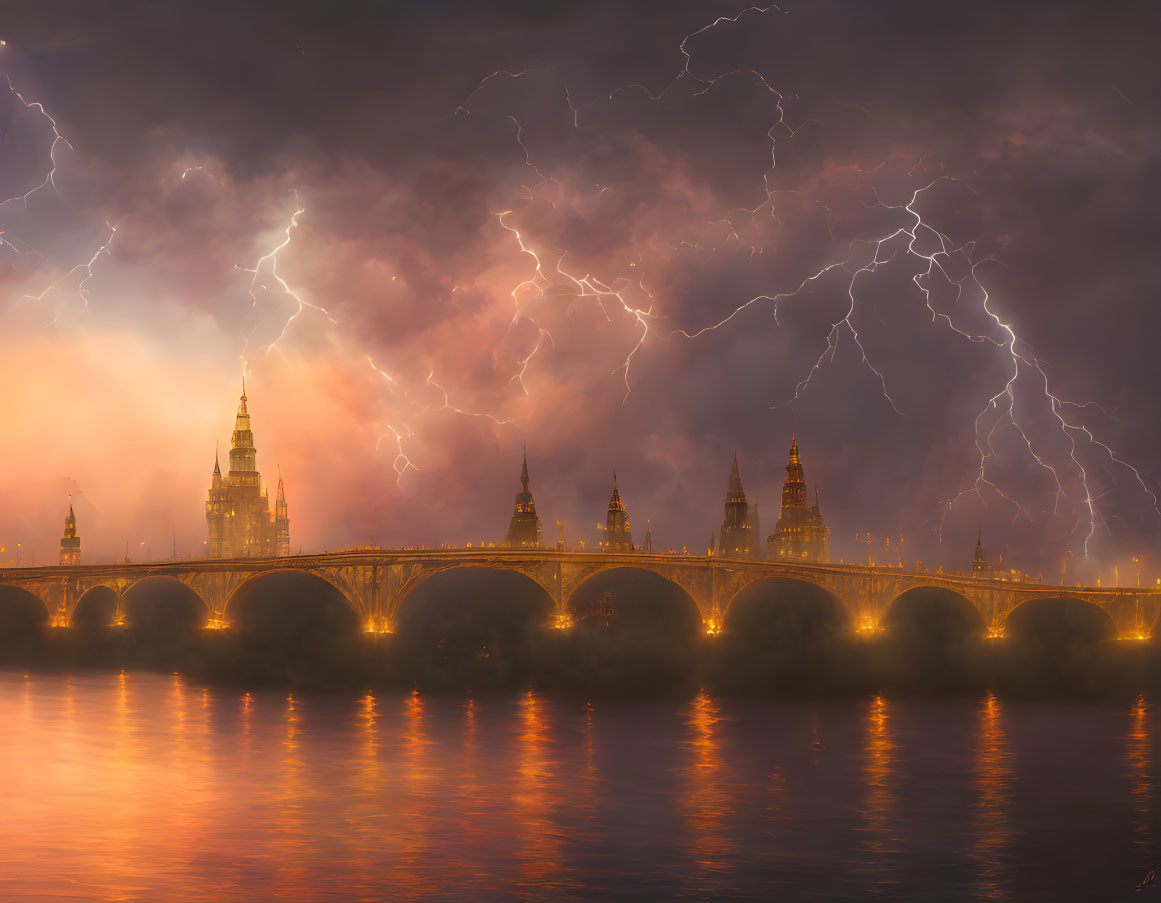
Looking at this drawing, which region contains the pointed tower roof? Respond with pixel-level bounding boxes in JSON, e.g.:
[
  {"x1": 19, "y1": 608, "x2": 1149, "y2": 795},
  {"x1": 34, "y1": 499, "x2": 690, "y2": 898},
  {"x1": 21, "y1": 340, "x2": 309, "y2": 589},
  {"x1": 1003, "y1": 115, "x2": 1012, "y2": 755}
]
[
  {"x1": 788, "y1": 432, "x2": 800, "y2": 465},
  {"x1": 608, "y1": 469, "x2": 626, "y2": 513},
  {"x1": 239, "y1": 375, "x2": 248, "y2": 415},
  {"x1": 728, "y1": 450, "x2": 743, "y2": 493},
  {"x1": 213, "y1": 442, "x2": 221, "y2": 476},
  {"x1": 520, "y1": 442, "x2": 530, "y2": 492},
  {"x1": 276, "y1": 465, "x2": 287, "y2": 503}
]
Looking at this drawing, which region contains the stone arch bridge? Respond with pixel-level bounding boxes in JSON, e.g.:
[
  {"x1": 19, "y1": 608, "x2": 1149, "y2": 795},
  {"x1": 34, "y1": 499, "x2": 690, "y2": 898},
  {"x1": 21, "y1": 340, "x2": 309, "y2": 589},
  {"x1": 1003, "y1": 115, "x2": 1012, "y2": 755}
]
[{"x1": 0, "y1": 550, "x2": 1157, "y2": 639}]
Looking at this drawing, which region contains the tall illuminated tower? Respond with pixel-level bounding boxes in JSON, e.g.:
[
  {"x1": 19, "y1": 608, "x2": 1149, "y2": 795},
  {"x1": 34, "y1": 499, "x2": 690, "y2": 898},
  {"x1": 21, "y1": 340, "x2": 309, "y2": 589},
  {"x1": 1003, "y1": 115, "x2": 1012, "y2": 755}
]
[
  {"x1": 59, "y1": 502, "x2": 81, "y2": 566},
  {"x1": 602, "y1": 470, "x2": 633, "y2": 552},
  {"x1": 505, "y1": 445, "x2": 542, "y2": 548},
  {"x1": 718, "y1": 451, "x2": 752, "y2": 558},
  {"x1": 205, "y1": 380, "x2": 289, "y2": 558},
  {"x1": 275, "y1": 470, "x2": 290, "y2": 557},
  {"x1": 767, "y1": 435, "x2": 829, "y2": 562}
]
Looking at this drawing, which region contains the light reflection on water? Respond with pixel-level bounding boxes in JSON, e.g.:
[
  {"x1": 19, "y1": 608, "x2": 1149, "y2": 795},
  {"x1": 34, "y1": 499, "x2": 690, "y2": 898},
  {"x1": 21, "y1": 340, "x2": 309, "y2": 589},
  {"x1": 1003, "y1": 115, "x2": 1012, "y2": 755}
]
[
  {"x1": 971, "y1": 692, "x2": 1013, "y2": 900},
  {"x1": 1127, "y1": 694, "x2": 1153, "y2": 853},
  {"x1": 0, "y1": 671, "x2": 1157, "y2": 901}
]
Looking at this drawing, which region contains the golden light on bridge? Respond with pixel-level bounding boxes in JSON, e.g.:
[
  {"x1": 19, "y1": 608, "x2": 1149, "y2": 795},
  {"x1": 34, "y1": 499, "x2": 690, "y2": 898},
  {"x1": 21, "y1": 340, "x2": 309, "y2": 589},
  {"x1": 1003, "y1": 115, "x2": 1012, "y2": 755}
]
[
  {"x1": 363, "y1": 616, "x2": 393, "y2": 635},
  {"x1": 703, "y1": 617, "x2": 722, "y2": 637},
  {"x1": 854, "y1": 618, "x2": 881, "y2": 634},
  {"x1": 549, "y1": 612, "x2": 573, "y2": 630}
]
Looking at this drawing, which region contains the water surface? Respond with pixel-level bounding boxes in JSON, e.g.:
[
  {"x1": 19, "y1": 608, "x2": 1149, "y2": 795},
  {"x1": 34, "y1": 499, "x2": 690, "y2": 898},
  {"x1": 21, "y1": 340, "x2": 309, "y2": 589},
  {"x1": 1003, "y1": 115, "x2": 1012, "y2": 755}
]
[{"x1": 0, "y1": 672, "x2": 1156, "y2": 900}]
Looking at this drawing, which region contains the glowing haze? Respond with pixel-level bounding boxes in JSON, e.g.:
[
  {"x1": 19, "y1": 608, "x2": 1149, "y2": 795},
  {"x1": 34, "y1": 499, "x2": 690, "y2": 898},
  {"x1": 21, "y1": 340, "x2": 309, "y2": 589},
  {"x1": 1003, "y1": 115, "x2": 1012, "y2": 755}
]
[{"x1": 1, "y1": 1, "x2": 1159, "y2": 579}]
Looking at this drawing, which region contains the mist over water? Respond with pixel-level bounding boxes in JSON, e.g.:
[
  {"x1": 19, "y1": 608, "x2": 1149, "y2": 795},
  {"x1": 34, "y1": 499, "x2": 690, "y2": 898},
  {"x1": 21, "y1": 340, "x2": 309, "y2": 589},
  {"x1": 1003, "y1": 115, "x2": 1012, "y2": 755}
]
[{"x1": 1, "y1": 578, "x2": 1159, "y2": 698}]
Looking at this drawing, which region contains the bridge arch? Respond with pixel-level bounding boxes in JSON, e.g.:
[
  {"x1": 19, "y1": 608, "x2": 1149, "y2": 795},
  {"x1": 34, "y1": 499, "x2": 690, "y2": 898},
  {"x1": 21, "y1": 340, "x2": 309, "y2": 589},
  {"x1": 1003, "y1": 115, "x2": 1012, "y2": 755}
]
[
  {"x1": 1003, "y1": 595, "x2": 1116, "y2": 642},
  {"x1": 722, "y1": 574, "x2": 851, "y2": 627},
  {"x1": 73, "y1": 584, "x2": 120, "y2": 630},
  {"x1": 121, "y1": 576, "x2": 211, "y2": 632},
  {"x1": 565, "y1": 566, "x2": 703, "y2": 636},
  {"x1": 386, "y1": 564, "x2": 555, "y2": 624},
  {"x1": 0, "y1": 584, "x2": 52, "y2": 642},
  {"x1": 882, "y1": 585, "x2": 986, "y2": 636},
  {"x1": 223, "y1": 568, "x2": 362, "y2": 624}
]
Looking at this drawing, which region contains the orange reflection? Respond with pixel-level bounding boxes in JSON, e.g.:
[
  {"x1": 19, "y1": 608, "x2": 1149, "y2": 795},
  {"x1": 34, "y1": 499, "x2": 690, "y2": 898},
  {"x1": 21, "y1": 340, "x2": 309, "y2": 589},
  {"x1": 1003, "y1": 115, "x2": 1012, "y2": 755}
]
[
  {"x1": 1127, "y1": 694, "x2": 1153, "y2": 852},
  {"x1": 861, "y1": 694, "x2": 901, "y2": 889},
  {"x1": 971, "y1": 692, "x2": 1013, "y2": 900},
  {"x1": 684, "y1": 689, "x2": 732, "y2": 875},
  {"x1": 515, "y1": 689, "x2": 564, "y2": 885},
  {"x1": 357, "y1": 691, "x2": 382, "y2": 793},
  {"x1": 272, "y1": 692, "x2": 308, "y2": 896},
  {"x1": 391, "y1": 688, "x2": 435, "y2": 891}
]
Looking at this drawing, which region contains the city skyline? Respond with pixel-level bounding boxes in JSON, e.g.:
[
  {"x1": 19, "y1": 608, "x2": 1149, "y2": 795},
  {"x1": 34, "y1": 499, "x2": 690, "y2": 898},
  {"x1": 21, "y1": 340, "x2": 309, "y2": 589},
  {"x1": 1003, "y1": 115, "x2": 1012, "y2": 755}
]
[{"x1": 0, "y1": 382, "x2": 1119, "y2": 585}]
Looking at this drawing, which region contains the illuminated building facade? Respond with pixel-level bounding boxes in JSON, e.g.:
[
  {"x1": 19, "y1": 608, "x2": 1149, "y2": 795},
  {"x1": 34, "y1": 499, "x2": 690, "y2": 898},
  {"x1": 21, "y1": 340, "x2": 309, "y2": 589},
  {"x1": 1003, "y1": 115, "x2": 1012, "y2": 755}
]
[
  {"x1": 718, "y1": 452, "x2": 753, "y2": 558},
  {"x1": 59, "y1": 503, "x2": 81, "y2": 566},
  {"x1": 767, "y1": 435, "x2": 829, "y2": 562},
  {"x1": 602, "y1": 471, "x2": 633, "y2": 551},
  {"x1": 505, "y1": 447, "x2": 542, "y2": 548},
  {"x1": 206, "y1": 382, "x2": 290, "y2": 559}
]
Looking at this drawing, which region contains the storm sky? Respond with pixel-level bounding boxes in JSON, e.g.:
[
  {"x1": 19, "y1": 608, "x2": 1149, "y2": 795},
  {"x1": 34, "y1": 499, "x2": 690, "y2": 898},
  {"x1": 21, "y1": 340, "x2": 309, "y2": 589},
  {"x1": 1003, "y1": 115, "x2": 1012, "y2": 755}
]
[{"x1": 0, "y1": 0, "x2": 1158, "y2": 578}]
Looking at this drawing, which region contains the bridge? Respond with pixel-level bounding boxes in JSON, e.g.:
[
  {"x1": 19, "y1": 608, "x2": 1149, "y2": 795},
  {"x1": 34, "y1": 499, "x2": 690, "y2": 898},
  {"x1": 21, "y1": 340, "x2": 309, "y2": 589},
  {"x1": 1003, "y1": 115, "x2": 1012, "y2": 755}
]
[{"x1": 1, "y1": 550, "x2": 1159, "y2": 639}]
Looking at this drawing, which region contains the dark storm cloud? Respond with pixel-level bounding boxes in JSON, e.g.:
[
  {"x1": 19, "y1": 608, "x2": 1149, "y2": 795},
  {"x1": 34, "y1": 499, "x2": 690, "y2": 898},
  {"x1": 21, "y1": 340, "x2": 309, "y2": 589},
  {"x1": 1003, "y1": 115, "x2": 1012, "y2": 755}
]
[{"x1": 0, "y1": 0, "x2": 1158, "y2": 578}]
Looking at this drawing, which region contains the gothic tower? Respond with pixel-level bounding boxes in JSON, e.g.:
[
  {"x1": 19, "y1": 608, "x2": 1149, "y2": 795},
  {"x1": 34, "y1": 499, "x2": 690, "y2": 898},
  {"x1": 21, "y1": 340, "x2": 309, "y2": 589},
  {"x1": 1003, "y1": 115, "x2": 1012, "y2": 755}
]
[
  {"x1": 505, "y1": 445, "x2": 542, "y2": 548},
  {"x1": 603, "y1": 470, "x2": 633, "y2": 551},
  {"x1": 59, "y1": 501, "x2": 81, "y2": 566},
  {"x1": 971, "y1": 525, "x2": 1000, "y2": 575},
  {"x1": 275, "y1": 470, "x2": 291, "y2": 558},
  {"x1": 767, "y1": 435, "x2": 830, "y2": 562},
  {"x1": 718, "y1": 451, "x2": 752, "y2": 558},
  {"x1": 205, "y1": 379, "x2": 289, "y2": 558}
]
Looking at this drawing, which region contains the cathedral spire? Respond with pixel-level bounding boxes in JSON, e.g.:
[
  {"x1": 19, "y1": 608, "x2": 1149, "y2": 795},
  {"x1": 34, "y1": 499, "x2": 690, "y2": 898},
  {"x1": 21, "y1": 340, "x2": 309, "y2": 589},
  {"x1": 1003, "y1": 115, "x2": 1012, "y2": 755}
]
[
  {"x1": 768, "y1": 434, "x2": 829, "y2": 562},
  {"x1": 728, "y1": 450, "x2": 743, "y2": 494},
  {"x1": 208, "y1": 380, "x2": 287, "y2": 559},
  {"x1": 720, "y1": 450, "x2": 751, "y2": 558},
  {"x1": 505, "y1": 446, "x2": 541, "y2": 547},
  {"x1": 604, "y1": 470, "x2": 632, "y2": 551},
  {"x1": 973, "y1": 523, "x2": 987, "y2": 572},
  {"x1": 60, "y1": 498, "x2": 81, "y2": 566}
]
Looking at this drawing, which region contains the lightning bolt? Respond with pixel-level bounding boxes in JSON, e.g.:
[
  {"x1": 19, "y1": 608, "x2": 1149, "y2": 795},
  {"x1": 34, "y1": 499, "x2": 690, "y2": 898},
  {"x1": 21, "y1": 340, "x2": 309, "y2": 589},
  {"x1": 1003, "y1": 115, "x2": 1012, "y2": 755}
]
[
  {"x1": 1, "y1": 73, "x2": 73, "y2": 209},
  {"x1": 465, "y1": 3, "x2": 1158, "y2": 560},
  {"x1": 20, "y1": 221, "x2": 115, "y2": 311},
  {"x1": 235, "y1": 200, "x2": 335, "y2": 354}
]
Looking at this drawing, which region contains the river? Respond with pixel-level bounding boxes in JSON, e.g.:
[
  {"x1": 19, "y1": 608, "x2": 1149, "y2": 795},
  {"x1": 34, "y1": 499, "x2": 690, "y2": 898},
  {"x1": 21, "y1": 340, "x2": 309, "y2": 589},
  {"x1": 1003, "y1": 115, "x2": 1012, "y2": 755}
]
[{"x1": 0, "y1": 671, "x2": 1155, "y2": 901}]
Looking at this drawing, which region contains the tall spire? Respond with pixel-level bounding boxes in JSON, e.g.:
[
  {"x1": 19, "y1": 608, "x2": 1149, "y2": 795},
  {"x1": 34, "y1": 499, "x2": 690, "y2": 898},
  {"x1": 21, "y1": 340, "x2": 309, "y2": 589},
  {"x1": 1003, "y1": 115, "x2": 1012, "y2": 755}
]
[
  {"x1": 609, "y1": 469, "x2": 625, "y2": 511},
  {"x1": 604, "y1": 469, "x2": 632, "y2": 550},
  {"x1": 505, "y1": 446, "x2": 541, "y2": 547},
  {"x1": 239, "y1": 375, "x2": 248, "y2": 415},
  {"x1": 768, "y1": 432, "x2": 829, "y2": 563},
  {"x1": 60, "y1": 499, "x2": 81, "y2": 565},
  {"x1": 213, "y1": 442, "x2": 221, "y2": 476},
  {"x1": 728, "y1": 450, "x2": 743, "y2": 493}
]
